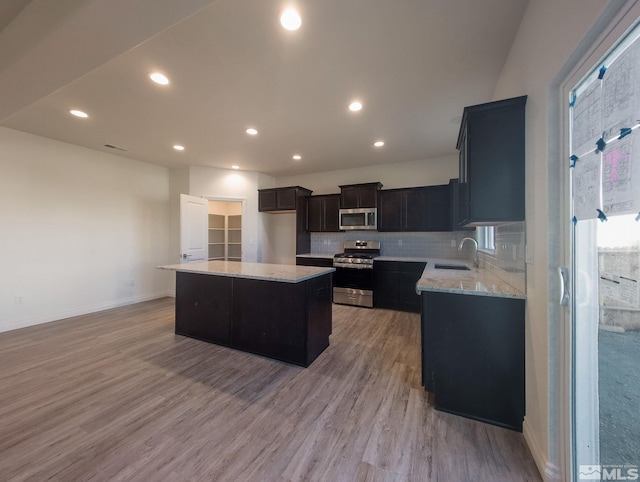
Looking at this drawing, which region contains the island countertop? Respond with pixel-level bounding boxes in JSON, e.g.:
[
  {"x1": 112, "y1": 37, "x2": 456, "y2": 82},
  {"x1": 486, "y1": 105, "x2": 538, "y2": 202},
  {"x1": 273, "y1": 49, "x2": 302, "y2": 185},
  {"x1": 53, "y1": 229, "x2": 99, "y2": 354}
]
[{"x1": 157, "y1": 260, "x2": 335, "y2": 283}]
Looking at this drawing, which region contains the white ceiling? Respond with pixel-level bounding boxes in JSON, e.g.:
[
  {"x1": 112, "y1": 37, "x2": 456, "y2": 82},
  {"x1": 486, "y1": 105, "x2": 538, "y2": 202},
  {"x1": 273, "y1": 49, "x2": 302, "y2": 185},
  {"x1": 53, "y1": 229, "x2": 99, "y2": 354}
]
[{"x1": 0, "y1": 0, "x2": 529, "y2": 177}]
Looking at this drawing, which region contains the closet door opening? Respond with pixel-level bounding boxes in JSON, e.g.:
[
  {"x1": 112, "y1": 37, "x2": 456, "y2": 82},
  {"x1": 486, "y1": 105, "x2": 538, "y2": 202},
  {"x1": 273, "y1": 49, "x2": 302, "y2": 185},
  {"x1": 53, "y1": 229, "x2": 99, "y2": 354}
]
[{"x1": 208, "y1": 200, "x2": 242, "y2": 262}]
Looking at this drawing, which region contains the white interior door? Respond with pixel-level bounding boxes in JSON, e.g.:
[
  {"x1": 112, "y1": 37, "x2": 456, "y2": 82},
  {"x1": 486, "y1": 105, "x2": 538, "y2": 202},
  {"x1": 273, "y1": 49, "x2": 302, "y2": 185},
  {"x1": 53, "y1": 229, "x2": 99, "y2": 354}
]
[{"x1": 180, "y1": 194, "x2": 208, "y2": 263}]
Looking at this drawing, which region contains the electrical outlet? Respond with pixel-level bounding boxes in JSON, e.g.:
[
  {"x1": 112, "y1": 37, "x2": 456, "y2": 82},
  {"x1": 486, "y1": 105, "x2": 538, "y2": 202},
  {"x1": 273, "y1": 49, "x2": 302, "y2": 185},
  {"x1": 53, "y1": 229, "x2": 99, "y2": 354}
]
[
  {"x1": 15, "y1": 296, "x2": 24, "y2": 304},
  {"x1": 451, "y1": 239, "x2": 457, "y2": 248},
  {"x1": 398, "y1": 239, "x2": 403, "y2": 246}
]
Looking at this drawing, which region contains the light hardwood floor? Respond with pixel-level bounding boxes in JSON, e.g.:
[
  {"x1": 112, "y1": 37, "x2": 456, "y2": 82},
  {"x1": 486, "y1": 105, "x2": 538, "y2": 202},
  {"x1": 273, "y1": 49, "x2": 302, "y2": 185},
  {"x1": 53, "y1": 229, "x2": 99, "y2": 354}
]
[{"x1": 0, "y1": 298, "x2": 541, "y2": 481}]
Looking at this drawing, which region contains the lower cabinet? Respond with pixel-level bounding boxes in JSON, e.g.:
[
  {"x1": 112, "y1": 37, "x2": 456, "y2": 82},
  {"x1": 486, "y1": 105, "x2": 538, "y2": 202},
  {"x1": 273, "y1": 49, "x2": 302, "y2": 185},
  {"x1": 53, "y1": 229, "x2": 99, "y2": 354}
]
[
  {"x1": 374, "y1": 261, "x2": 426, "y2": 313},
  {"x1": 232, "y1": 278, "x2": 306, "y2": 365},
  {"x1": 175, "y1": 272, "x2": 233, "y2": 344},
  {"x1": 174, "y1": 271, "x2": 332, "y2": 367},
  {"x1": 421, "y1": 291, "x2": 525, "y2": 431}
]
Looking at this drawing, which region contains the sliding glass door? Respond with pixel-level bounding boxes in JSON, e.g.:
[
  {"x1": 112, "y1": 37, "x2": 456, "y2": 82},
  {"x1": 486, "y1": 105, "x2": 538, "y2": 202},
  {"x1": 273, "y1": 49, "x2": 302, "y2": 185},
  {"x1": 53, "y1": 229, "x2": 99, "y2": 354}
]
[{"x1": 570, "y1": 20, "x2": 640, "y2": 481}]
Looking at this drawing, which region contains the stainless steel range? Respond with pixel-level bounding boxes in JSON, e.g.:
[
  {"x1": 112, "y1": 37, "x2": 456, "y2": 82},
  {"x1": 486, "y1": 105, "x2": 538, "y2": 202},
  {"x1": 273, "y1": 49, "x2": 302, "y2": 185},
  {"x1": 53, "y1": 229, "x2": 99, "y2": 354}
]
[{"x1": 333, "y1": 240, "x2": 380, "y2": 308}]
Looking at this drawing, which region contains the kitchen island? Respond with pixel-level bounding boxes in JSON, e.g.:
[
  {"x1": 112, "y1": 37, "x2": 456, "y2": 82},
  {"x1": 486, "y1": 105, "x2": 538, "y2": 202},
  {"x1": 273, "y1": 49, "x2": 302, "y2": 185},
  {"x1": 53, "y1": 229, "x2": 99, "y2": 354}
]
[{"x1": 158, "y1": 261, "x2": 334, "y2": 367}]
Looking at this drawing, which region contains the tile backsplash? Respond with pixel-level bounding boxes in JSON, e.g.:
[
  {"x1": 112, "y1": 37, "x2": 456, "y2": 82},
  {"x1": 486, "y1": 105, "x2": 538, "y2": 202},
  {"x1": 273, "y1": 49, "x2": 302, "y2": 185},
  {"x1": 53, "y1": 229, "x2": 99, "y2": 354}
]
[
  {"x1": 310, "y1": 231, "x2": 472, "y2": 259},
  {"x1": 310, "y1": 222, "x2": 526, "y2": 294},
  {"x1": 480, "y1": 221, "x2": 526, "y2": 293}
]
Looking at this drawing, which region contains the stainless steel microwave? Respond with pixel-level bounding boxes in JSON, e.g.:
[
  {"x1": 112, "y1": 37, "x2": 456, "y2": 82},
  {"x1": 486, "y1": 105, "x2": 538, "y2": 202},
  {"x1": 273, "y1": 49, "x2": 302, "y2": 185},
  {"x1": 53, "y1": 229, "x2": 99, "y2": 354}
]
[{"x1": 339, "y1": 208, "x2": 377, "y2": 231}]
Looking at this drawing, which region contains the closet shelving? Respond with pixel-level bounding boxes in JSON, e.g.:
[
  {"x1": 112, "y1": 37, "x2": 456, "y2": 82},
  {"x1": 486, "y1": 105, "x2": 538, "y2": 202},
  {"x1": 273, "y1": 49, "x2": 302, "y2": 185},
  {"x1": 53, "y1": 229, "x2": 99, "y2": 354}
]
[{"x1": 208, "y1": 212, "x2": 242, "y2": 261}]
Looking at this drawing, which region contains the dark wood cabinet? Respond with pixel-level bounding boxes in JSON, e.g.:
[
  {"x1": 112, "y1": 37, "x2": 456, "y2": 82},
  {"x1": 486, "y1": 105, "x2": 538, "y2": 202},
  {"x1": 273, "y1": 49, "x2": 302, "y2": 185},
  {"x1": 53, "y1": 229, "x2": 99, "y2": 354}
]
[
  {"x1": 258, "y1": 186, "x2": 312, "y2": 212},
  {"x1": 175, "y1": 272, "x2": 233, "y2": 345},
  {"x1": 449, "y1": 179, "x2": 475, "y2": 231},
  {"x1": 424, "y1": 185, "x2": 452, "y2": 231},
  {"x1": 378, "y1": 189, "x2": 404, "y2": 231},
  {"x1": 175, "y1": 271, "x2": 332, "y2": 367},
  {"x1": 374, "y1": 261, "x2": 426, "y2": 313},
  {"x1": 421, "y1": 291, "x2": 525, "y2": 431},
  {"x1": 378, "y1": 185, "x2": 451, "y2": 232},
  {"x1": 457, "y1": 96, "x2": 527, "y2": 225},
  {"x1": 258, "y1": 189, "x2": 278, "y2": 211},
  {"x1": 405, "y1": 188, "x2": 429, "y2": 231},
  {"x1": 307, "y1": 194, "x2": 341, "y2": 232},
  {"x1": 296, "y1": 195, "x2": 310, "y2": 255},
  {"x1": 339, "y1": 182, "x2": 382, "y2": 208},
  {"x1": 232, "y1": 278, "x2": 308, "y2": 364},
  {"x1": 296, "y1": 256, "x2": 334, "y2": 268}
]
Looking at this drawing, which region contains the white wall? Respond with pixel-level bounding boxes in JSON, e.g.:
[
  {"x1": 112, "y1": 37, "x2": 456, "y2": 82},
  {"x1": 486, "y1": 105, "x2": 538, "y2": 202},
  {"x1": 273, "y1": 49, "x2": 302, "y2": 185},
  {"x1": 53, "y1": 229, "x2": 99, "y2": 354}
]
[
  {"x1": 262, "y1": 213, "x2": 297, "y2": 265},
  {"x1": 0, "y1": 126, "x2": 173, "y2": 333},
  {"x1": 179, "y1": 165, "x2": 275, "y2": 263},
  {"x1": 276, "y1": 155, "x2": 458, "y2": 194},
  {"x1": 490, "y1": 1, "x2": 612, "y2": 480}
]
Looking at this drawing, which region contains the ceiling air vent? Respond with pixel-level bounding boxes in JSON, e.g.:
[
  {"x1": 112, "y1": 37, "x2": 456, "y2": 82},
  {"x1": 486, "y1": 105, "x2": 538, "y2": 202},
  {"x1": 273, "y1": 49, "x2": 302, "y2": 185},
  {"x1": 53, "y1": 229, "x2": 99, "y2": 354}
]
[{"x1": 103, "y1": 144, "x2": 128, "y2": 152}]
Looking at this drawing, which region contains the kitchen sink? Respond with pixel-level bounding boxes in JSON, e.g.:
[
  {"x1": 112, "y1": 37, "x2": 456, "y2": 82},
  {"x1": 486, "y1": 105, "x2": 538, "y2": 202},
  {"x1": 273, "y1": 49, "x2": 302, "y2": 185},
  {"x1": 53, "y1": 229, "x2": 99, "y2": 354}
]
[{"x1": 434, "y1": 263, "x2": 471, "y2": 271}]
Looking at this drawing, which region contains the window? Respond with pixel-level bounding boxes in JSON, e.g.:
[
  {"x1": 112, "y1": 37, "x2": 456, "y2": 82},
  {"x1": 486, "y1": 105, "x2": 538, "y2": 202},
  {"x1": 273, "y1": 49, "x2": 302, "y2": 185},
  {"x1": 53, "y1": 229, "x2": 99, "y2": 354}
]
[{"x1": 477, "y1": 226, "x2": 495, "y2": 253}]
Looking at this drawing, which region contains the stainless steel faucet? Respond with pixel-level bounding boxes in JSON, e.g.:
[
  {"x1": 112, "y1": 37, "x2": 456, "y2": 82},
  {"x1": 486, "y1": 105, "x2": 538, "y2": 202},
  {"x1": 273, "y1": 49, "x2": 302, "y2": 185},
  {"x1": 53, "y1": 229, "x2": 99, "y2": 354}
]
[{"x1": 458, "y1": 237, "x2": 479, "y2": 268}]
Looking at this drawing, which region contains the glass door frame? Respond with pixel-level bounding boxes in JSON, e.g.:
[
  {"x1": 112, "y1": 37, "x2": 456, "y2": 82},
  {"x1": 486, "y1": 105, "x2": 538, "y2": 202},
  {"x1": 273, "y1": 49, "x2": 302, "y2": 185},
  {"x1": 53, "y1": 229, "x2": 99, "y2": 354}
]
[{"x1": 557, "y1": 2, "x2": 640, "y2": 479}]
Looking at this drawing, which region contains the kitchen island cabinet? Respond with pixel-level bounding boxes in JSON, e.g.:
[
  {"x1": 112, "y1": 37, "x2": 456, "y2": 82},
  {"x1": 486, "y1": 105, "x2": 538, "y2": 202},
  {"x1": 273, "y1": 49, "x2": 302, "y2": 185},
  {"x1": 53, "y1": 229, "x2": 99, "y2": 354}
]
[{"x1": 159, "y1": 261, "x2": 334, "y2": 367}]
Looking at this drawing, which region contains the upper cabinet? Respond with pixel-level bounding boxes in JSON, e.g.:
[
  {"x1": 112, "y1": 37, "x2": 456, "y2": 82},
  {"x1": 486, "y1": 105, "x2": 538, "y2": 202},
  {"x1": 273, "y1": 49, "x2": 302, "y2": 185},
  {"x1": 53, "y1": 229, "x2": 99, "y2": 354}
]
[
  {"x1": 424, "y1": 184, "x2": 452, "y2": 232},
  {"x1": 378, "y1": 185, "x2": 451, "y2": 232},
  {"x1": 339, "y1": 182, "x2": 382, "y2": 208},
  {"x1": 449, "y1": 179, "x2": 475, "y2": 231},
  {"x1": 258, "y1": 186, "x2": 312, "y2": 212},
  {"x1": 258, "y1": 186, "x2": 312, "y2": 254},
  {"x1": 307, "y1": 194, "x2": 341, "y2": 232},
  {"x1": 457, "y1": 96, "x2": 527, "y2": 225}
]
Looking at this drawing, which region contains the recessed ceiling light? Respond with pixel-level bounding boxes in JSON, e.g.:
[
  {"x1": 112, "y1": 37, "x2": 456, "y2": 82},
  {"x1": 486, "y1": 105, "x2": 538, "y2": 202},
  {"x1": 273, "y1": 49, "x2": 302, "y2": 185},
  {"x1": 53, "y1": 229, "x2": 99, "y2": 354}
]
[
  {"x1": 349, "y1": 101, "x2": 363, "y2": 112},
  {"x1": 231, "y1": 165, "x2": 240, "y2": 170},
  {"x1": 149, "y1": 72, "x2": 169, "y2": 85},
  {"x1": 246, "y1": 128, "x2": 258, "y2": 135},
  {"x1": 374, "y1": 141, "x2": 385, "y2": 147},
  {"x1": 292, "y1": 154, "x2": 302, "y2": 160},
  {"x1": 280, "y1": 8, "x2": 302, "y2": 30},
  {"x1": 173, "y1": 145, "x2": 185, "y2": 151},
  {"x1": 70, "y1": 109, "x2": 88, "y2": 118}
]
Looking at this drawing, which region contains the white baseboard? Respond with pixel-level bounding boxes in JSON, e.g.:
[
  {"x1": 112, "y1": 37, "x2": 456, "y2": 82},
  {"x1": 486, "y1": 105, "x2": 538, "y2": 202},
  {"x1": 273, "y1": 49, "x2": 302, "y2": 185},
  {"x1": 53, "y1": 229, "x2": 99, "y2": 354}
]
[
  {"x1": 0, "y1": 290, "x2": 175, "y2": 334},
  {"x1": 523, "y1": 419, "x2": 563, "y2": 482}
]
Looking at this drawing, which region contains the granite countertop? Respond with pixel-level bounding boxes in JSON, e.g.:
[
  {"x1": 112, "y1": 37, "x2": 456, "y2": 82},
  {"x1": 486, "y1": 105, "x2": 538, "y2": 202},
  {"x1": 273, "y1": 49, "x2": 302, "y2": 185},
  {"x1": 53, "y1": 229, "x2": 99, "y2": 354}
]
[
  {"x1": 416, "y1": 258, "x2": 525, "y2": 299},
  {"x1": 375, "y1": 256, "x2": 430, "y2": 263},
  {"x1": 294, "y1": 253, "x2": 523, "y2": 298},
  {"x1": 158, "y1": 260, "x2": 335, "y2": 283}
]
